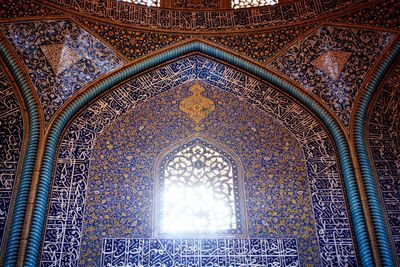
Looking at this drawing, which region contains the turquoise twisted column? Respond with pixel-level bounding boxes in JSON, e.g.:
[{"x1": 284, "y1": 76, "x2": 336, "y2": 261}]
[
  {"x1": 25, "y1": 41, "x2": 374, "y2": 266},
  {"x1": 0, "y1": 41, "x2": 41, "y2": 266},
  {"x1": 353, "y1": 40, "x2": 400, "y2": 267}
]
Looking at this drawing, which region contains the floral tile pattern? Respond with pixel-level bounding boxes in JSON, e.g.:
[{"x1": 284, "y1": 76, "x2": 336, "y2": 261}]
[
  {"x1": 269, "y1": 26, "x2": 395, "y2": 127},
  {"x1": 40, "y1": 56, "x2": 357, "y2": 267},
  {"x1": 76, "y1": 17, "x2": 188, "y2": 61},
  {"x1": 76, "y1": 16, "x2": 314, "y2": 63},
  {"x1": 80, "y1": 83, "x2": 316, "y2": 265},
  {"x1": 0, "y1": 66, "x2": 24, "y2": 248},
  {"x1": 1, "y1": 20, "x2": 126, "y2": 124},
  {"x1": 205, "y1": 24, "x2": 315, "y2": 63}
]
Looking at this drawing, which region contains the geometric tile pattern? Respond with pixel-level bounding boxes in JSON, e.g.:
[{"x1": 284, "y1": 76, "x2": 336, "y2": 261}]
[
  {"x1": 0, "y1": 20, "x2": 126, "y2": 124},
  {"x1": 270, "y1": 26, "x2": 395, "y2": 127},
  {"x1": 101, "y1": 238, "x2": 299, "y2": 267},
  {"x1": 40, "y1": 43, "x2": 82, "y2": 76},
  {"x1": 40, "y1": 56, "x2": 358, "y2": 267},
  {"x1": 311, "y1": 50, "x2": 352, "y2": 80},
  {"x1": 369, "y1": 61, "x2": 400, "y2": 265},
  {"x1": 0, "y1": 66, "x2": 23, "y2": 249}
]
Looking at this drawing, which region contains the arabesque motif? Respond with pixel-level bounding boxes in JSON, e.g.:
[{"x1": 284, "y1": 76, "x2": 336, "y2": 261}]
[
  {"x1": 179, "y1": 83, "x2": 215, "y2": 127},
  {"x1": 270, "y1": 26, "x2": 395, "y2": 127}
]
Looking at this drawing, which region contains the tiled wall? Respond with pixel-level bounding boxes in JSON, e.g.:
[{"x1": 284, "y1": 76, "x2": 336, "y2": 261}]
[
  {"x1": 1, "y1": 20, "x2": 125, "y2": 125},
  {"x1": 41, "y1": 56, "x2": 357, "y2": 266},
  {"x1": 0, "y1": 66, "x2": 23, "y2": 247},
  {"x1": 369, "y1": 61, "x2": 400, "y2": 265}
]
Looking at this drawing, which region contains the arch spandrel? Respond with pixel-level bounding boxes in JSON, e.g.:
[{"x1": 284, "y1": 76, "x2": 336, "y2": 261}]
[
  {"x1": 269, "y1": 25, "x2": 396, "y2": 129},
  {"x1": 0, "y1": 19, "x2": 126, "y2": 125}
]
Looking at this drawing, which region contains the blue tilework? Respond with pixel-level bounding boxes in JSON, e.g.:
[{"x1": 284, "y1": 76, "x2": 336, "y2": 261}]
[
  {"x1": 269, "y1": 26, "x2": 395, "y2": 128},
  {"x1": 0, "y1": 20, "x2": 126, "y2": 125},
  {"x1": 100, "y1": 238, "x2": 299, "y2": 267},
  {"x1": 369, "y1": 62, "x2": 400, "y2": 265},
  {"x1": 40, "y1": 56, "x2": 357, "y2": 267},
  {"x1": 0, "y1": 66, "x2": 23, "y2": 248},
  {"x1": 80, "y1": 84, "x2": 317, "y2": 265}
]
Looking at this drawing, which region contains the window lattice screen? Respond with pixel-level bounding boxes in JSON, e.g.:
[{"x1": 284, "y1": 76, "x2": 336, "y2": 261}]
[
  {"x1": 232, "y1": 0, "x2": 278, "y2": 8},
  {"x1": 118, "y1": 0, "x2": 160, "y2": 7},
  {"x1": 155, "y1": 138, "x2": 245, "y2": 237}
]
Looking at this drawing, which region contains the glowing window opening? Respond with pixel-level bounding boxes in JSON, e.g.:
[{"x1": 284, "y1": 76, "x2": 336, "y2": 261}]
[
  {"x1": 117, "y1": 0, "x2": 160, "y2": 7},
  {"x1": 232, "y1": 0, "x2": 278, "y2": 8},
  {"x1": 154, "y1": 137, "x2": 246, "y2": 238}
]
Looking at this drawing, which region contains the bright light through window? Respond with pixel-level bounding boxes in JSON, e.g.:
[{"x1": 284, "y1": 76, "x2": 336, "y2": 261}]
[
  {"x1": 232, "y1": 0, "x2": 278, "y2": 9},
  {"x1": 155, "y1": 138, "x2": 245, "y2": 237},
  {"x1": 117, "y1": 0, "x2": 160, "y2": 7}
]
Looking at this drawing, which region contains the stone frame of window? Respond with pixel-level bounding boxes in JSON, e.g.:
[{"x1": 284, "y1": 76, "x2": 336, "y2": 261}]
[{"x1": 153, "y1": 135, "x2": 248, "y2": 238}]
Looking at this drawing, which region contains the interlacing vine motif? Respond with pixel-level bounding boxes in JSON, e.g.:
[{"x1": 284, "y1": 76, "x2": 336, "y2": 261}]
[{"x1": 157, "y1": 138, "x2": 244, "y2": 236}]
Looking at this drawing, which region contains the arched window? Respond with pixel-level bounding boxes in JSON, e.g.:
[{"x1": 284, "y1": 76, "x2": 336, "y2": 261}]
[
  {"x1": 117, "y1": 0, "x2": 278, "y2": 9},
  {"x1": 154, "y1": 137, "x2": 246, "y2": 238},
  {"x1": 232, "y1": 0, "x2": 278, "y2": 8}
]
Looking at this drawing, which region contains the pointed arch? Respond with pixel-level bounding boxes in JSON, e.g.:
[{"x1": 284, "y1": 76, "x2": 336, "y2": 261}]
[
  {"x1": 0, "y1": 38, "x2": 44, "y2": 266},
  {"x1": 352, "y1": 40, "x2": 400, "y2": 267},
  {"x1": 23, "y1": 40, "x2": 374, "y2": 266}
]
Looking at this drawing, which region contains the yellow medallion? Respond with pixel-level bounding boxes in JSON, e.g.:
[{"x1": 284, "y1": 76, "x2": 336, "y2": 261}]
[{"x1": 179, "y1": 83, "x2": 215, "y2": 128}]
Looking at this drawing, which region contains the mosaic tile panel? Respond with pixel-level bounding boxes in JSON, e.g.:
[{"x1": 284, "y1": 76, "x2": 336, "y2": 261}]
[
  {"x1": 369, "y1": 61, "x2": 400, "y2": 265},
  {"x1": 334, "y1": 0, "x2": 400, "y2": 30},
  {"x1": 0, "y1": 0, "x2": 62, "y2": 19},
  {"x1": 0, "y1": 20, "x2": 126, "y2": 124},
  {"x1": 80, "y1": 84, "x2": 317, "y2": 266},
  {"x1": 101, "y1": 238, "x2": 299, "y2": 266},
  {"x1": 41, "y1": 56, "x2": 358, "y2": 267},
  {"x1": 0, "y1": 66, "x2": 24, "y2": 248},
  {"x1": 75, "y1": 17, "x2": 188, "y2": 61},
  {"x1": 269, "y1": 26, "x2": 395, "y2": 127}
]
